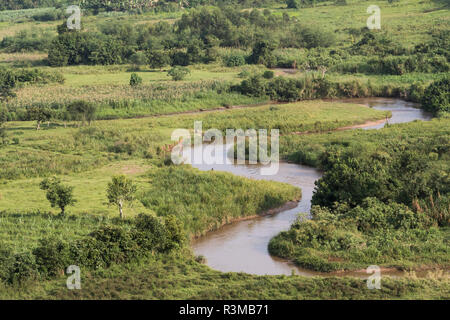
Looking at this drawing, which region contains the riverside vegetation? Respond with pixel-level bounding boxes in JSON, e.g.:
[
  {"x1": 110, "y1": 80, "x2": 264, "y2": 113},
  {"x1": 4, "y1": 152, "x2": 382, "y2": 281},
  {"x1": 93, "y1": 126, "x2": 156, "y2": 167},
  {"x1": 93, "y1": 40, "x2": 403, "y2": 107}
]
[{"x1": 0, "y1": 0, "x2": 449, "y2": 299}]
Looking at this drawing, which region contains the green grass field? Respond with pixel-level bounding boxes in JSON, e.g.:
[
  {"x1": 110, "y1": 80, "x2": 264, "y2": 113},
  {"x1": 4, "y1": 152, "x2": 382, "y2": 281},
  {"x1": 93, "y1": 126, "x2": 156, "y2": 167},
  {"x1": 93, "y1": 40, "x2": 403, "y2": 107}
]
[{"x1": 0, "y1": 0, "x2": 448, "y2": 300}]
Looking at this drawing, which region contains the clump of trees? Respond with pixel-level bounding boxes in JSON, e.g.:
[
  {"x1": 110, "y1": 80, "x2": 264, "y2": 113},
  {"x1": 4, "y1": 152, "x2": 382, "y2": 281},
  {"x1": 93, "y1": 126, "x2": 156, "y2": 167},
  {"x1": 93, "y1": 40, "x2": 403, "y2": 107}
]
[
  {"x1": 0, "y1": 68, "x2": 17, "y2": 102},
  {"x1": 0, "y1": 107, "x2": 8, "y2": 145},
  {"x1": 421, "y1": 77, "x2": 449, "y2": 114},
  {"x1": 0, "y1": 213, "x2": 184, "y2": 284},
  {"x1": 46, "y1": 7, "x2": 337, "y2": 68}
]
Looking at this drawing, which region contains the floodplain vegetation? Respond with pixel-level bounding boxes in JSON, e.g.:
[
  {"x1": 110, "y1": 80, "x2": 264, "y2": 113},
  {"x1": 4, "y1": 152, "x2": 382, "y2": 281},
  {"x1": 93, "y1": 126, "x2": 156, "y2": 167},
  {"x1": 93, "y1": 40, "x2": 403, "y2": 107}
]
[{"x1": 0, "y1": 0, "x2": 448, "y2": 300}]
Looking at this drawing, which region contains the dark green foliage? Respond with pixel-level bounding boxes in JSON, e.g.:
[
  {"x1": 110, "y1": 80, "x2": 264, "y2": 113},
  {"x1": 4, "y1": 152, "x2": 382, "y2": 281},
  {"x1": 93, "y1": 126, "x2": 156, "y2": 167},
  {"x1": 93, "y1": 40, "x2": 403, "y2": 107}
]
[
  {"x1": 0, "y1": 1, "x2": 66, "y2": 11},
  {"x1": 7, "y1": 252, "x2": 38, "y2": 284},
  {"x1": 146, "y1": 49, "x2": 170, "y2": 70},
  {"x1": 32, "y1": 237, "x2": 70, "y2": 277},
  {"x1": 167, "y1": 66, "x2": 190, "y2": 81},
  {"x1": 262, "y1": 70, "x2": 274, "y2": 79},
  {"x1": 170, "y1": 51, "x2": 190, "y2": 66},
  {"x1": 286, "y1": 0, "x2": 300, "y2": 9},
  {"x1": 164, "y1": 214, "x2": 185, "y2": 247},
  {"x1": 134, "y1": 214, "x2": 171, "y2": 252},
  {"x1": 0, "y1": 29, "x2": 52, "y2": 52},
  {"x1": 269, "y1": 198, "x2": 449, "y2": 272},
  {"x1": 236, "y1": 75, "x2": 267, "y2": 97},
  {"x1": 39, "y1": 177, "x2": 76, "y2": 214},
  {"x1": 129, "y1": 52, "x2": 147, "y2": 71},
  {"x1": 0, "y1": 68, "x2": 17, "y2": 101},
  {"x1": 421, "y1": 77, "x2": 449, "y2": 114},
  {"x1": 312, "y1": 144, "x2": 448, "y2": 208},
  {"x1": 224, "y1": 53, "x2": 246, "y2": 67},
  {"x1": 0, "y1": 213, "x2": 183, "y2": 284},
  {"x1": 248, "y1": 40, "x2": 277, "y2": 67},
  {"x1": 66, "y1": 100, "x2": 97, "y2": 125},
  {"x1": 351, "y1": 32, "x2": 405, "y2": 57},
  {"x1": 129, "y1": 73, "x2": 142, "y2": 87},
  {"x1": 281, "y1": 24, "x2": 336, "y2": 49},
  {"x1": 48, "y1": 30, "x2": 132, "y2": 67}
]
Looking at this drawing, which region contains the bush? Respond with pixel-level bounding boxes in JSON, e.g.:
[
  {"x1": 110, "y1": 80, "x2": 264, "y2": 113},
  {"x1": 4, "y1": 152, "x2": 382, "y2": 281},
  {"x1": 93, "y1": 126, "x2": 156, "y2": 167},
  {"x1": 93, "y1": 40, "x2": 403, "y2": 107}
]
[
  {"x1": 8, "y1": 252, "x2": 38, "y2": 284},
  {"x1": 421, "y1": 77, "x2": 449, "y2": 114},
  {"x1": 134, "y1": 214, "x2": 171, "y2": 251},
  {"x1": 167, "y1": 66, "x2": 190, "y2": 81},
  {"x1": 129, "y1": 73, "x2": 143, "y2": 87},
  {"x1": 224, "y1": 54, "x2": 246, "y2": 67},
  {"x1": 237, "y1": 75, "x2": 267, "y2": 97},
  {"x1": 32, "y1": 238, "x2": 70, "y2": 278},
  {"x1": 263, "y1": 70, "x2": 274, "y2": 79},
  {"x1": 248, "y1": 40, "x2": 277, "y2": 67},
  {"x1": 90, "y1": 225, "x2": 140, "y2": 266}
]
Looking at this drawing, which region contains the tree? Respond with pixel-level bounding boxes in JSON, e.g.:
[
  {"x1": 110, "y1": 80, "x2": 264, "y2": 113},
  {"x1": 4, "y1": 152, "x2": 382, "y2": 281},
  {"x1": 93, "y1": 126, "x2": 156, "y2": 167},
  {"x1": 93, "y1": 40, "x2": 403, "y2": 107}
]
[
  {"x1": 129, "y1": 52, "x2": 147, "y2": 71},
  {"x1": 0, "y1": 106, "x2": 7, "y2": 145},
  {"x1": 129, "y1": 73, "x2": 142, "y2": 87},
  {"x1": 286, "y1": 0, "x2": 300, "y2": 9},
  {"x1": 146, "y1": 49, "x2": 170, "y2": 70},
  {"x1": 107, "y1": 175, "x2": 137, "y2": 219},
  {"x1": 40, "y1": 177, "x2": 76, "y2": 214},
  {"x1": 0, "y1": 68, "x2": 17, "y2": 101},
  {"x1": 421, "y1": 77, "x2": 449, "y2": 114},
  {"x1": 27, "y1": 104, "x2": 52, "y2": 130},
  {"x1": 167, "y1": 66, "x2": 190, "y2": 81},
  {"x1": 248, "y1": 40, "x2": 277, "y2": 67},
  {"x1": 67, "y1": 100, "x2": 97, "y2": 126}
]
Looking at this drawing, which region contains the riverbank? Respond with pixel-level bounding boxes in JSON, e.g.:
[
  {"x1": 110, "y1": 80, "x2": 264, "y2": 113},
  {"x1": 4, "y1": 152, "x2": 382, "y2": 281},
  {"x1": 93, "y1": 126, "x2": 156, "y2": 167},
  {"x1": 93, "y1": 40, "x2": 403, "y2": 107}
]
[{"x1": 192, "y1": 99, "x2": 448, "y2": 277}]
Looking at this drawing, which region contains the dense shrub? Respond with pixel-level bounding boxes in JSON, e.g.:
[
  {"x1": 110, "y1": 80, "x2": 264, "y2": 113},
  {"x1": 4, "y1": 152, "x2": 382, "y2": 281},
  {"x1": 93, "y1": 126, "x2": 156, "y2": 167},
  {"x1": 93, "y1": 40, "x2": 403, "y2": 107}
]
[
  {"x1": 0, "y1": 68, "x2": 17, "y2": 101},
  {"x1": 247, "y1": 40, "x2": 277, "y2": 67},
  {"x1": 0, "y1": 30, "x2": 52, "y2": 52},
  {"x1": 129, "y1": 73, "x2": 142, "y2": 87},
  {"x1": 224, "y1": 53, "x2": 246, "y2": 67},
  {"x1": 262, "y1": 70, "x2": 274, "y2": 79},
  {"x1": 421, "y1": 77, "x2": 450, "y2": 114},
  {"x1": 0, "y1": 213, "x2": 184, "y2": 285},
  {"x1": 32, "y1": 238, "x2": 70, "y2": 277},
  {"x1": 269, "y1": 197, "x2": 449, "y2": 271},
  {"x1": 167, "y1": 66, "x2": 190, "y2": 81}
]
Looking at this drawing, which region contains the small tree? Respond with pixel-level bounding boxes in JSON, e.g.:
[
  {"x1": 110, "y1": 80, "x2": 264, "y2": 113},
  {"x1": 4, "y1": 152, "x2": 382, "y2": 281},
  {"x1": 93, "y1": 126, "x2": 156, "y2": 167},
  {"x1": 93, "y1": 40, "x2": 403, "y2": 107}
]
[
  {"x1": 67, "y1": 100, "x2": 97, "y2": 126},
  {"x1": 167, "y1": 66, "x2": 190, "y2": 81},
  {"x1": 146, "y1": 49, "x2": 170, "y2": 70},
  {"x1": 286, "y1": 0, "x2": 300, "y2": 9},
  {"x1": 40, "y1": 177, "x2": 76, "y2": 214},
  {"x1": 129, "y1": 73, "x2": 142, "y2": 87},
  {"x1": 107, "y1": 175, "x2": 137, "y2": 219},
  {"x1": 0, "y1": 126, "x2": 7, "y2": 145},
  {"x1": 0, "y1": 68, "x2": 17, "y2": 102},
  {"x1": 0, "y1": 107, "x2": 7, "y2": 145},
  {"x1": 248, "y1": 40, "x2": 277, "y2": 67},
  {"x1": 129, "y1": 52, "x2": 147, "y2": 71},
  {"x1": 27, "y1": 104, "x2": 52, "y2": 130}
]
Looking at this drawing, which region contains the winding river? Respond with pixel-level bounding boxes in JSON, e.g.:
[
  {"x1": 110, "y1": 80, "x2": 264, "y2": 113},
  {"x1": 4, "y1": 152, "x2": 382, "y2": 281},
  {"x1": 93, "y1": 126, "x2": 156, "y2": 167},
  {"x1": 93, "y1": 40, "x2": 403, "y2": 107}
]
[{"x1": 191, "y1": 98, "x2": 433, "y2": 276}]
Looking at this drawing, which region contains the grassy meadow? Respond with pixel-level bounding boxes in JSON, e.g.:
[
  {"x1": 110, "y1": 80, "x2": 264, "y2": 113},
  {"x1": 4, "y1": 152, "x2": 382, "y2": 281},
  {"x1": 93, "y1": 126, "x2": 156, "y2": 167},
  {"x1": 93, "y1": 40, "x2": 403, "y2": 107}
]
[{"x1": 0, "y1": 0, "x2": 448, "y2": 300}]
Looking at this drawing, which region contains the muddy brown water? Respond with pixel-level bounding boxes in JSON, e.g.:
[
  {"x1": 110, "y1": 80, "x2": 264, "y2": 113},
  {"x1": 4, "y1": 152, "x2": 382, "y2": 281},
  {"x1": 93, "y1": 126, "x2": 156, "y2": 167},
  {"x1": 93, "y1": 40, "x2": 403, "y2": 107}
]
[{"x1": 190, "y1": 98, "x2": 433, "y2": 277}]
